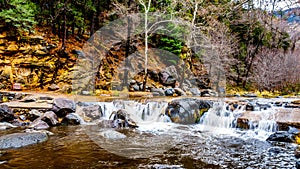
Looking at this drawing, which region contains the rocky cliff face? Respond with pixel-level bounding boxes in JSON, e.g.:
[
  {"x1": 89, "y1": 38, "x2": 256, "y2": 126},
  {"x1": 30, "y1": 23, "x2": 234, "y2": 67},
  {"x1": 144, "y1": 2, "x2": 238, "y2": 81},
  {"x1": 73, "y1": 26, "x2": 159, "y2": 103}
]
[
  {"x1": 0, "y1": 30, "x2": 82, "y2": 92},
  {"x1": 0, "y1": 30, "x2": 210, "y2": 94}
]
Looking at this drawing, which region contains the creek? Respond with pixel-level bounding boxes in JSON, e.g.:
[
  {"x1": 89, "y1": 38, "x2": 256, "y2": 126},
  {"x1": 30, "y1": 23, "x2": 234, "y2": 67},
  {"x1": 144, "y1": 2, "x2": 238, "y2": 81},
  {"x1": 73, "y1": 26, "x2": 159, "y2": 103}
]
[{"x1": 0, "y1": 97, "x2": 299, "y2": 169}]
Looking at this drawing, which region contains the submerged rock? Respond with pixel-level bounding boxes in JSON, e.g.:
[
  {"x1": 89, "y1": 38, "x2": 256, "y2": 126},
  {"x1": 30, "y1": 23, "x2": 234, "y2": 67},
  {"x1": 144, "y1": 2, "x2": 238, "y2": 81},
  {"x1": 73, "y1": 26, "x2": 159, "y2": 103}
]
[
  {"x1": 100, "y1": 130, "x2": 126, "y2": 140},
  {"x1": 0, "y1": 132, "x2": 48, "y2": 149},
  {"x1": 165, "y1": 98, "x2": 212, "y2": 124}
]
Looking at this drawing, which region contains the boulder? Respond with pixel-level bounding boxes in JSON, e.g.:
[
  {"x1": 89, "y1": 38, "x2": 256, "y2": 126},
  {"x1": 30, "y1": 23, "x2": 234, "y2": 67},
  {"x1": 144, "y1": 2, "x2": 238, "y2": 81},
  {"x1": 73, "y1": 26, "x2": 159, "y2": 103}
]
[
  {"x1": 61, "y1": 113, "x2": 83, "y2": 125},
  {"x1": 201, "y1": 89, "x2": 218, "y2": 97},
  {"x1": 245, "y1": 103, "x2": 255, "y2": 111},
  {"x1": 76, "y1": 104, "x2": 102, "y2": 122},
  {"x1": 174, "y1": 88, "x2": 186, "y2": 96},
  {"x1": 296, "y1": 160, "x2": 300, "y2": 169},
  {"x1": 189, "y1": 88, "x2": 201, "y2": 96},
  {"x1": 48, "y1": 84, "x2": 60, "y2": 91},
  {"x1": 29, "y1": 120, "x2": 50, "y2": 130},
  {"x1": 28, "y1": 109, "x2": 42, "y2": 121},
  {"x1": 150, "y1": 88, "x2": 165, "y2": 96},
  {"x1": 159, "y1": 70, "x2": 176, "y2": 87},
  {"x1": 12, "y1": 83, "x2": 22, "y2": 90},
  {"x1": 266, "y1": 131, "x2": 295, "y2": 143},
  {"x1": 21, "y1": 95, "x2": 36, "y2": 102},
  {"x1": 129, "y1": 80, "x2": 136, "y2": 85},
  {"x1": 292, "y1": 100, "x2": 300, "y2": 105},
  {"x1": 40, "y1": 111, "x2": 58, "y2": 126},
  {"x1": 132, "y1": 84, "x2": 140, "y2": 91},
  {"x1": 0, "y1": 132, "x2": 48, "y2": 149},
  {"x1": 0, "y1": 104, "x2": 14, "y2": 122},
  {"x1": 109, "y1": 109, "x2": 138, "y2": 128},
  {"x1": 148, "y1": 70, "x2": 159, "y2": 82},
  {"x1": 164, "y1": 88, "x2": 175, "y2": 96},
  {"x1": 165, "y1": 65, "x2": 178, "y2": 76},
  {"x1": 165, "y1": 98, "x2": 212, "y2": 124},
  {"x1": 52, "y1": 98, "x2": 76, "y2": 117}
]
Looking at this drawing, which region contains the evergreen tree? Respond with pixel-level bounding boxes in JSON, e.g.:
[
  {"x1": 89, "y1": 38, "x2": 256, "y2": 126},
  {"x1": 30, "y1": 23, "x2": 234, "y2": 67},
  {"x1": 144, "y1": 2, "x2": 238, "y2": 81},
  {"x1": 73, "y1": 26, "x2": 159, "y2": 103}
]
[{"x1": 0, "y1": 0, "x2": 37, "y2": 33}]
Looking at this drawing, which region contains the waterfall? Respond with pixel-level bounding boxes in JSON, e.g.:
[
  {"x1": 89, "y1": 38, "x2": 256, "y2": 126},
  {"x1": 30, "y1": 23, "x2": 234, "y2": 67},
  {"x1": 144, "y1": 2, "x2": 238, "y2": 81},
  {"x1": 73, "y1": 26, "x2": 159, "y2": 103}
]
[
  {"x1": 82, "y1": 100, "x2": 169, "y2": 124},
  {"x1": 77, "y1": 98, "x2": 281, "y2": 134},
  {"x1": 200, "y1": 101, "x2": 236, "y2": 129},
  {"x1": 247, "y1": 107, "x2": 278, "y2": 132}
]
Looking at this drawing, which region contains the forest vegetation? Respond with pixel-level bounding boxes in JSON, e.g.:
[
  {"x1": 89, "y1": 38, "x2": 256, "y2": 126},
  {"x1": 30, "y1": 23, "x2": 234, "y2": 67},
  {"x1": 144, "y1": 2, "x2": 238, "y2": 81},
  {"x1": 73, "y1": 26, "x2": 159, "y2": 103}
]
[{"x1": 0, "y1": 0, "x2": 299, "y2": 95}]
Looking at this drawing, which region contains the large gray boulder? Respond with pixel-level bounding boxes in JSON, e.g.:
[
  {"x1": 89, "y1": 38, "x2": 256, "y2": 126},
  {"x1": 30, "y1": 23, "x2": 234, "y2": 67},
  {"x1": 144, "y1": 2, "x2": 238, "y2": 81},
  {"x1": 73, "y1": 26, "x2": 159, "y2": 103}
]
[
  {"x1": 52, "y1": 98, "x2": 76, "y2": 117},
  {"x1": 76, "y1": 104, "x2": 102, "y2": 123},
  {"x1": 0, "y1": 104, "x2": 14, "y2": 122},
  {"x1": 0, "y1": 132, "x2": 48, "y2": 149},
  {"x1": 165, "y1": 98, "x2": 212, "y2": 124}
]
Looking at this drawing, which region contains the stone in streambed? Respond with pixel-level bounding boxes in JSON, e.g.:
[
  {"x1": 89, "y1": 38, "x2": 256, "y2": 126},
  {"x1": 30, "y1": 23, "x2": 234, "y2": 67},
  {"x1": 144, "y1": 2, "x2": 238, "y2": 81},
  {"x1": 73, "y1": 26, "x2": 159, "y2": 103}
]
[
  {"x1": 61, "y1": 113, "x2": 83, "y2": 125},
  {"x1": 52, "y1": 98, "x2": 76, "y2": 117},
  {"x1": 150, "y1": 88, "x2": 165, "y2": 96},
  {"x1": 29, "y1": 120, "x2": 50, "y2": 130},
  {"x1": 76, "y1": 104, "x2": 102, "y2": 123},
  {"x1": 100, "y1": 130, "x2": 126, "y2": 140},
  {"x1": 174, "y1": 88, "x2": 186, "y2": 96},
  {"x1": 0, "y1": 132, "x2": 48, "y2": 149},
  {"x1": 0, "y1": 104, "x2": 14, "y2": 122},
  {"x1": 0, "y1": 122, "x2": 17, "y2": 130},
  {"x1": 165, "y1": 98, "x2": 212, "y2": 124},
  {"x1": 164, "y1": 88, "x2": 175, "y2": 96},
  {"x1": 266, "y1": 131, "x2": 295, "y2": 143},
  {"x1": 189, "y1": 88, "x2": 201, "y2": 96},
  {"x1": 40, "y1": 111, "x2": 58, "y2": 126}
]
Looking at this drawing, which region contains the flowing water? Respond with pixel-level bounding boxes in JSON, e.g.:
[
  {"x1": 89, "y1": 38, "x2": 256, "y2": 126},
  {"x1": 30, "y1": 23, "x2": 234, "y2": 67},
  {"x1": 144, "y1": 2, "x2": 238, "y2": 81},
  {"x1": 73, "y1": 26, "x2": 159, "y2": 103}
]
[{"x1": 0, "y1": 98, "x2": 299, "y2": 168}]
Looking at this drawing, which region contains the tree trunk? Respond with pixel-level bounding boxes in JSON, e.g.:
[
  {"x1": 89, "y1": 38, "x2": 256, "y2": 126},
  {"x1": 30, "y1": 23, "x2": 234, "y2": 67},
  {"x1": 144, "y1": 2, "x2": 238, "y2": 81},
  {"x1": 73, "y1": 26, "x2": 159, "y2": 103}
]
[{"x1": 61, "y1": 1, "x2": 67, "y2": 50}]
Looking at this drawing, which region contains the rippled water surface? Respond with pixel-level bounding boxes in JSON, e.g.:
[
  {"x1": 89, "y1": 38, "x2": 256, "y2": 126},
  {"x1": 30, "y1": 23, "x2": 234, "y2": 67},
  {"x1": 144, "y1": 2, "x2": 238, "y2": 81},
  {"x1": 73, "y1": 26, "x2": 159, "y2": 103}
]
[{"x1": 0, "y1": 124, "x2": 298, "y2": 169}]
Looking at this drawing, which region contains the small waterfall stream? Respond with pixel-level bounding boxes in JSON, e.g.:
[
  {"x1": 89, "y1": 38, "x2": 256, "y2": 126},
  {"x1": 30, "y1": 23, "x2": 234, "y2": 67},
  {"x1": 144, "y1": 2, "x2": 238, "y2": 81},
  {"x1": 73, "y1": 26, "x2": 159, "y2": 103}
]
[
  {"x1": 79, "y1": 98, "x2": 283, "y2": 137},
  {"x1": 1, "y1": 98, "x2": 298, "y2": 168}
]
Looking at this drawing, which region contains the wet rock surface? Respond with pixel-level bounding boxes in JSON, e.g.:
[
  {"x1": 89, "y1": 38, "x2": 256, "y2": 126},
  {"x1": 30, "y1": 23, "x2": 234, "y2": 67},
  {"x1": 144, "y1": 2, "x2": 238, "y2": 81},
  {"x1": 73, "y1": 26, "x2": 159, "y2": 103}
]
[
  {"x1": 75, "y1": 104, "x2": 103, "y2": 123},
  {"x1": 52, "y1": 98, "x2": 76, "y2": 117},
  {"x1": 0, "y1": 105, "x2": 14, "y2": 122},
  {"x1": 61, "y1": 113, "x2": 82, "y2": 125},
  {"x1": 0, "y1": 132, "x2": 48, "y2": 149},
  {"x1": 267, "y1": 131, "x2": 296, "y2": 143},
  {"x1": 0, "y1": 94, "x2": 298, "y2": 168},
  {"x1": 165, "y1": 98, "x2": 212, "y2": 124}
]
